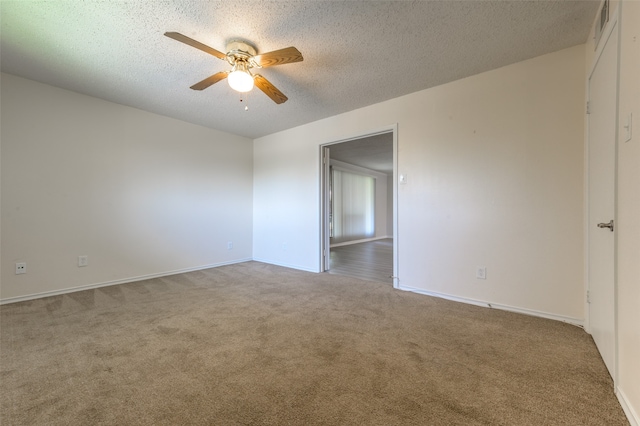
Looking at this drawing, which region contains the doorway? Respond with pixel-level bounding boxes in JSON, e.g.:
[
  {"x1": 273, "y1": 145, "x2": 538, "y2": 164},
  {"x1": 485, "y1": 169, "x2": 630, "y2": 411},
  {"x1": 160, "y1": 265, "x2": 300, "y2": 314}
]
[{"x1": 320, "y1": 127, "x2": 398, "y2": 287}]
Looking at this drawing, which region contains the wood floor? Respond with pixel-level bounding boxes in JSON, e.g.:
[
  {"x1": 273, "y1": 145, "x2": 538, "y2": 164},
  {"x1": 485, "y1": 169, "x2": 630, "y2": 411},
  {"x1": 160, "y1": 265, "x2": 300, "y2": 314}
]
[{"x1": 328, "y1": 238, "x2": 393, "y2": 284}]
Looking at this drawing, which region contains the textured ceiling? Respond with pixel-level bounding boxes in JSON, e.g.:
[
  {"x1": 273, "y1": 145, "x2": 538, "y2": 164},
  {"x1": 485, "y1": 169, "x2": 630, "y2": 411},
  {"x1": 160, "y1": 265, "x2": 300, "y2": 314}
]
[
  {"x1": 1, "y1": 1, "x2": 599, "y2": 139},
  {"x1": 330, "y1": 133, "x2": 394, "y2": 175}
]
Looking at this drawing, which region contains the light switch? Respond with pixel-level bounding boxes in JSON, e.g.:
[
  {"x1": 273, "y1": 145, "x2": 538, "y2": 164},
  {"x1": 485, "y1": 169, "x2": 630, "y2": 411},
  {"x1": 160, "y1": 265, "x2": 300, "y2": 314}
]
[
  {"x1": 623, "y1": 113, "x2": 632, "y2": 142},
  {"x1": 399, "y1": 174, "x2": 407, "y2": 184}
]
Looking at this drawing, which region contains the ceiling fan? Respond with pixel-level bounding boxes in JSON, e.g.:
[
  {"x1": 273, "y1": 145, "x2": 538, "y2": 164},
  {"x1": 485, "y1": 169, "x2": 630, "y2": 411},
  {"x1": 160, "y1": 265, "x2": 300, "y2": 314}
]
[{"x1": 165, "y1": 32, "x2": 303, "y2": 104}]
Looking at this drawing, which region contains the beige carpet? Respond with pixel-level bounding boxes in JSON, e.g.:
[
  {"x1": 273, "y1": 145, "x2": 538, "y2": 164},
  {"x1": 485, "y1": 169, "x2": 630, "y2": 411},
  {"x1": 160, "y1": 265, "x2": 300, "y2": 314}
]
[{"x1": 0, "y1": 261, "x2": 628, "y2": 425}]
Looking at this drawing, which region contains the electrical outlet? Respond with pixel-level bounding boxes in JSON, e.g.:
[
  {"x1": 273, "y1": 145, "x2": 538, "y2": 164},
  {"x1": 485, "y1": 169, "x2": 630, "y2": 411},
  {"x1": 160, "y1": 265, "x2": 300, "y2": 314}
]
[
  {"x1": 15, "y1": 262, "x2": 26, "y2": 275},
  {"x1": 227, "y1": 241, "x2": 233, "y2": 250},
  {"x1": 78, "y1": 256, "x2": 88, "y2": 267},
  {"x1": 282, "y1": 242, "x2": 287, "y2": 251},
  {"x1": 476, "y1": 267, "x2": 487, "y2": 280}
]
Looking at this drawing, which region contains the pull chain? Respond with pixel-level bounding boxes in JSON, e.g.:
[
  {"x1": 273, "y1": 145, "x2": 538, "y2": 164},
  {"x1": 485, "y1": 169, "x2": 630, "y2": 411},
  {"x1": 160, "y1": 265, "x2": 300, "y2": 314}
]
[{"x1": 239, "y1": 93, "x2": 249, "y2": 111}]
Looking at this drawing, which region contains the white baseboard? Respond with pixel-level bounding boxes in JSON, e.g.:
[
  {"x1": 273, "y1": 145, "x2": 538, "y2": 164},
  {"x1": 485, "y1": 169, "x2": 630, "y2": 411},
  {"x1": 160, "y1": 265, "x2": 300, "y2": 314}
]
[
  {"x1": 330, "y1": 236, "x2": 392, "y2": 248},
  {"x1": 617, "y1": 387, "x2": 640, "y2": 426},
  {"x1": 251, "y1": 258, "x2": 319, "y2": 273},
  {"x1": 0, "y1": 258, "x2": 253, "y2": 305},
  {"x1": 398, "y1": 285, "x2": 584, "y2": 328}
]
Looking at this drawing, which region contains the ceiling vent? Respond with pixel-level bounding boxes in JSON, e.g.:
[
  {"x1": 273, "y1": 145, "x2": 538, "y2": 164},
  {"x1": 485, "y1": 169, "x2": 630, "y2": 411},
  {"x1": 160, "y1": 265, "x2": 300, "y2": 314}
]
[{"x1": 594, "y1": 0, "x2": 610, "y2": 49}]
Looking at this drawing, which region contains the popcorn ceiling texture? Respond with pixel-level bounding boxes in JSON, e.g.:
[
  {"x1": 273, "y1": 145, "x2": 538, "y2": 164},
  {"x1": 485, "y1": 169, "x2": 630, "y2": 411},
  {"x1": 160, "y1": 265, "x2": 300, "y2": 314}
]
[{"x1": 0, "y1": 1, "x2": 599, "y2": 139}]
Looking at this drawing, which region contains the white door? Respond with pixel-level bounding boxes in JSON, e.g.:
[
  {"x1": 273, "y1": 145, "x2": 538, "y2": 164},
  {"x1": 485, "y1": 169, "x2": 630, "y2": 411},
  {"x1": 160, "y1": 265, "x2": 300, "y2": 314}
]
[{"x1": 588, "y1": 20, "x2": 618, "y2": 379}]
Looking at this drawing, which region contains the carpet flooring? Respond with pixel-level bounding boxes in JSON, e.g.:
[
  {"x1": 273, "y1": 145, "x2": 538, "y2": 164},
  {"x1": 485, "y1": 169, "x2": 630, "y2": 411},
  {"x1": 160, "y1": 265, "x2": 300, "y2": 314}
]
[{"x1": 0, "y1": 261, "x2": 628, "y2": 425}]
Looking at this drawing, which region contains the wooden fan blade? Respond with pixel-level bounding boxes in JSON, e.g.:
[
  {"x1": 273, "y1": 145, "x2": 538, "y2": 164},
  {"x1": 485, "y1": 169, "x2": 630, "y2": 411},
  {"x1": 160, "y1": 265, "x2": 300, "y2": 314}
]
[
  {"x1": 253, "y1": 47, "x2": 303, "y2": 68},
  {"x1": 254, "y1": 75, "x2": 288, "y2": 104},
  {"x1": 190, "y1": 71, "x2": 229, "y2": 90},
  {"x1": 164, "y1": 32, "x2": 227, "y2": 60}
]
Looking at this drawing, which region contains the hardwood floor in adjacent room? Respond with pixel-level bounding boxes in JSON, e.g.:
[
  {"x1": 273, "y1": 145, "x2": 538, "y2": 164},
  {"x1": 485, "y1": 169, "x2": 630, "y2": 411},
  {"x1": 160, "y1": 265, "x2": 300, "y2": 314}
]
[{"x1": 328, "y1": 238, "x2": 393, "y2": 284}]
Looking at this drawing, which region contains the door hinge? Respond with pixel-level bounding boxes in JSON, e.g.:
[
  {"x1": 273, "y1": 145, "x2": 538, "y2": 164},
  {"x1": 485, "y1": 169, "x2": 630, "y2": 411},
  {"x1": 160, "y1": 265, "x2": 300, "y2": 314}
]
[
  {"x1": 587, "y1": 290, "x2": 591, "y2": 304},
  {"x1": 323, "y1": 249, "x2": 326, "y2": 257},
  {"x1": 586, "y1": 101, "x2": 591, "y2": 115}
]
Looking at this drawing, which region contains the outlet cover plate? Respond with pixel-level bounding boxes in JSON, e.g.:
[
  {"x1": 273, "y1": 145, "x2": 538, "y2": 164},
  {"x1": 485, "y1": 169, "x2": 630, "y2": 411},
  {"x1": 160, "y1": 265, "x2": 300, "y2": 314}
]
[{"x1": 476, "y1": 267, "x2": 487, "y2": 280}]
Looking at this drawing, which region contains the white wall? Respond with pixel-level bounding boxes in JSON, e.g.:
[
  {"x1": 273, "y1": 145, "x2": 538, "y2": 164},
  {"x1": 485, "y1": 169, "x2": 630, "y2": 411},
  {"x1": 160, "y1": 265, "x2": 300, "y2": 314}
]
[
  {"x1": 1, "y1": 73, "x2": 254, "y2": 301},
  {"x1": 254, "y1": 45, "x2": 586, "y2": 322},
  {"x1": 329, "y1": 159, "x2": 389, "y2": 244},
  {"x1": 614, "y1": 1, "x2": 640, "y2": 423},
  {"x1": 252, "y1": 130, "x2": 317, "y2": 271}
]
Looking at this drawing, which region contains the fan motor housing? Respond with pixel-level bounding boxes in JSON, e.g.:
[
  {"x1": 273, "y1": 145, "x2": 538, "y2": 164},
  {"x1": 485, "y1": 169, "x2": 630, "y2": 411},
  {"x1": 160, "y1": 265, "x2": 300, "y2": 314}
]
[{"x1": 226, "y1": 40, "x2": 257, "y2": 57}]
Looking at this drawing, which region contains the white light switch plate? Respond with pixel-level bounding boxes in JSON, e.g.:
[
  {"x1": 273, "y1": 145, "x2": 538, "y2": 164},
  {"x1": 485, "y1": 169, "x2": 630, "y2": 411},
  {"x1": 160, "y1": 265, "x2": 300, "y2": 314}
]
[{"x1": 624, "y1": 113, "x2": 632, "y2": 142}]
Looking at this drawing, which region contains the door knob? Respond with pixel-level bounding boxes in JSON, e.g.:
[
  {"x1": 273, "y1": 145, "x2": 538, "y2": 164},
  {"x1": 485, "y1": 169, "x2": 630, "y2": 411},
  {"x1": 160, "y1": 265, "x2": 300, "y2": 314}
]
[{"x1": 597, "y1": 220, "x2": 614, "y2": 232}]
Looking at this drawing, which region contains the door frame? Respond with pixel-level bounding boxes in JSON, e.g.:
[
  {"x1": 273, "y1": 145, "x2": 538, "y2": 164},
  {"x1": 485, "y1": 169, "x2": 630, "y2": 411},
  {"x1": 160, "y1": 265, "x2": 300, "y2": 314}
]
[
  {"x1": 585, "y1": 2, "x2": 620, "y2": 384},
  {"x1": 319, "y1": 124, "x2": 399, "y2": 288}
]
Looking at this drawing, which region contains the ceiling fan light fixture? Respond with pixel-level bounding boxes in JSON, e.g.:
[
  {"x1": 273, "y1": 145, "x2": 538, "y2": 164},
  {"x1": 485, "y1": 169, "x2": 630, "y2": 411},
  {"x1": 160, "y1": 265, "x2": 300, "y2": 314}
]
[
  {"x1": 228, "y1": 61, "x2": 254, "y2": 93},
  {"x1": 164, "y1": 32, "x2": 301, "y2": 103}
]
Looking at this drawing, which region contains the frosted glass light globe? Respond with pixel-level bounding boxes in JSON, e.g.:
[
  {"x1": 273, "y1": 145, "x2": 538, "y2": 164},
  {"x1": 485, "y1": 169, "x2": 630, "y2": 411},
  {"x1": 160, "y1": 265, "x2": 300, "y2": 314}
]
[{"x1": 228, "y1": 68, "x2": 254, "y2": 93}]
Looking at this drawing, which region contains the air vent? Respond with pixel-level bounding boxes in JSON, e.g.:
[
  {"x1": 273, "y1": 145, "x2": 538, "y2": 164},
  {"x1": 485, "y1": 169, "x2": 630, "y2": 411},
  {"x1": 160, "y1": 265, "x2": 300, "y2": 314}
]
[{"x1": 594, "y1": 0, "x2": 609, "y2": 49}]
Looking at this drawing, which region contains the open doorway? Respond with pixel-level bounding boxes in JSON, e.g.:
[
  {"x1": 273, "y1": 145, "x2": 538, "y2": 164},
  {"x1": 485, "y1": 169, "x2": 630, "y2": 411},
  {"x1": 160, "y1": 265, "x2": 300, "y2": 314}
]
[{"x1": 320, "y1": 127, "x2": 398, "y2": 287}]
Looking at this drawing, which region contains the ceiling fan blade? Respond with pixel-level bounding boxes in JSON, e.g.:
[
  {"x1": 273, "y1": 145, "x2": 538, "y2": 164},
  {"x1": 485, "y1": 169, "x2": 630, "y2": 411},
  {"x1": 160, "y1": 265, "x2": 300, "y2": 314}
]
[
  {"x1": 164, "y1": 32, "x2": 227, "y2": 60},
  {"x1": 254, "y1": 74, "x2": 288, "y2": 104},
  {"x1": 253, "y1": 47, "x2": 303, "y2": 68},
  {"x1": 190, "y1": 71, "x2": 229, "y2": 90}
]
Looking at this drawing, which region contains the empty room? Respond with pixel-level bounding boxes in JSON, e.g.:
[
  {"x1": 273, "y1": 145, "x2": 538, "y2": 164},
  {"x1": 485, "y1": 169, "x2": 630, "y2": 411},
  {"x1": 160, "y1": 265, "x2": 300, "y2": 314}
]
[{"x1": 1, "y1": 1, "x2": 638, "y2": 425}]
